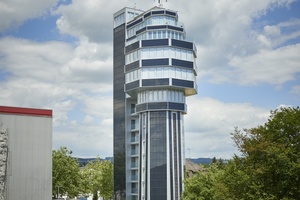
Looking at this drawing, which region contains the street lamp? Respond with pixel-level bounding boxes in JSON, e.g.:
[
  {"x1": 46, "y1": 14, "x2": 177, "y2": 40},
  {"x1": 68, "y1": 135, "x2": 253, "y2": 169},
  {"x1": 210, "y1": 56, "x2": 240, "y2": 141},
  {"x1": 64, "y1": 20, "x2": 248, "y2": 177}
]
[{"x1": 56, "y1": 185, "x2": 61, "y2": 199}]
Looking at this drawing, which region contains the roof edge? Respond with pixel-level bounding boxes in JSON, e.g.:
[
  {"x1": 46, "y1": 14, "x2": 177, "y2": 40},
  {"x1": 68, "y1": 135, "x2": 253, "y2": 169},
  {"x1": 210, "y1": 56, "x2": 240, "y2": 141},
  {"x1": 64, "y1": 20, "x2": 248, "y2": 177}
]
[{"x1": 0, "y1": 106, "x2": 52, "y2": 117}]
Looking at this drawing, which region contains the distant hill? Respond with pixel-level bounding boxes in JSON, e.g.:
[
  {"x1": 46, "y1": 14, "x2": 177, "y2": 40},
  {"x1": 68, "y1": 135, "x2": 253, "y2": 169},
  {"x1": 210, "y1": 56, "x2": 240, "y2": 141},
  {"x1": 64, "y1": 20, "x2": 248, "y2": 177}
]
[
  {"x1": 189, "y1": 158, "x2": 212, "y2": 164},
  {"x1": 75, "y1": 157, "x2": 113, "y2": 167},
  {"x1": 75, "y1": 157, "x2": 212, "y2": 167}
]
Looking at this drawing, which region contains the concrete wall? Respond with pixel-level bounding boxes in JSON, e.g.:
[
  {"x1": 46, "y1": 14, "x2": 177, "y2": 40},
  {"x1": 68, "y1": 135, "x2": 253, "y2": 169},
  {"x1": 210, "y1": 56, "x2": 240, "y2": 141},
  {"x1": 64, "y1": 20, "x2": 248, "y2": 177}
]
[
  {"x1": 0, "y1": 108, "x2": 52, "y2": 200},
  {"x1": 0, "y1": 129, "x2": 8, "y2": 200}
]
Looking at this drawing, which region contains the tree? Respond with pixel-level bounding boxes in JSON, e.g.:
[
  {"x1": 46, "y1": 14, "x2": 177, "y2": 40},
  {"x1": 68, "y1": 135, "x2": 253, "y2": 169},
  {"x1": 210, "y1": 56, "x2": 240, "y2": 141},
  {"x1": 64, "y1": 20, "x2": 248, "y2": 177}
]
[
  {"x1": 183, "y1": 107, "x2": 300, "y2": 199},
  {"x1": 52, "y1": 146, "x2": 81, "y2": 198},
  {"x1": 81, "y1": 158, "x2": 113, "y2": 200},
  {"x1": 99, "y1": 160, "x2": 113, "y2": 199},
  {"x1": 228, "y1": 107, "x2": 300, "y2": 199},
  {"x1": 183, "y1": 163, "x2": 226, "y2": 200}
]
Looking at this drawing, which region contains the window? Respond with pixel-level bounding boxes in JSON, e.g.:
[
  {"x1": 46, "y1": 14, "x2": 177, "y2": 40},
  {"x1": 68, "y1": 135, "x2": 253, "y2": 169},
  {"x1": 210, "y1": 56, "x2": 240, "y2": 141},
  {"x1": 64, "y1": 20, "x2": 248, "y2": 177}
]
[
  {"x1": 157, "y1": 48, "x2": 163, "y2": 58},
  {"x1": 153, "y1": 31, "x2": 157, "y2": 39},
  {"x1": 125, "y1": 69, "x2": 141, "y2": 83}
]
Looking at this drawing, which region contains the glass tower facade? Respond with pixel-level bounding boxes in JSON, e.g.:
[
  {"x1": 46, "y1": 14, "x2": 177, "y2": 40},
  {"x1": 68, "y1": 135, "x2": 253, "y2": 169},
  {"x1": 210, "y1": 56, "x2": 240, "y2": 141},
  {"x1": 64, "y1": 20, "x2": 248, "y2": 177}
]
[{"x1": 113, "y1": 6, "x2": 197, "y2": 200}]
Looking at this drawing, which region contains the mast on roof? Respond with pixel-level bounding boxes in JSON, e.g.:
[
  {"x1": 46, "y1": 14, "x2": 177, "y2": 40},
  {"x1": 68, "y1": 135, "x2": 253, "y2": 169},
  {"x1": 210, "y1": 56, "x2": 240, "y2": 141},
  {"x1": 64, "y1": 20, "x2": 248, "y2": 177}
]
[{"x1": 155, "y1": 0, "x2": 167, "y2": 8}]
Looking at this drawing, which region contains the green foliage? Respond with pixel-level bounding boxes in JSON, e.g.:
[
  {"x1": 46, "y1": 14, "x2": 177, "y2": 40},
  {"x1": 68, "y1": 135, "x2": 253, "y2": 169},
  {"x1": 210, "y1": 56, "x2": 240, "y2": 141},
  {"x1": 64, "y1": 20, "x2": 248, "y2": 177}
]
[
  {"x1": 81, "y1": 158, "x2": 113, "y2": 200},
  {"x1": 183, "y1": 107, "x2": 300, "y2": 200},
  {"x1": 229, "y1": 107, "x2": 300, "y2": 199},
  {"x1": 183, "y1": 163, "x2": 226, "y2": 200},
  {"x1": 52, "y1": 146, "x2": 81, "y2": 198},
  {"x1": 100, "y1": 160, "x2": 114, "y2": 199}
]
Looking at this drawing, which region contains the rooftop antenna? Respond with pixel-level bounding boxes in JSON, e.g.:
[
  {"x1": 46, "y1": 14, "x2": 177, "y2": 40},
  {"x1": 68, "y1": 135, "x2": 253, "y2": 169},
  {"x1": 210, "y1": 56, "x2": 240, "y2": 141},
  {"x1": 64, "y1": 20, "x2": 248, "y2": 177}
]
[
  {"x1": 187, "y1": 148, "x2": 191, "y2": 159},
  {"x1": 155, "y1": 0, "x2": 167, "y2": 8}
]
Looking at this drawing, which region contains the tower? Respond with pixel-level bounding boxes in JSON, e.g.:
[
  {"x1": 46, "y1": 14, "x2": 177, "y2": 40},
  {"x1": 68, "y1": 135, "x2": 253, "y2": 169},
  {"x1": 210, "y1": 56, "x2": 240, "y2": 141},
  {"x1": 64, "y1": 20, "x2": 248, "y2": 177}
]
[{"x1": 113, "y1": 5, "x2": 197, "y2": 200}]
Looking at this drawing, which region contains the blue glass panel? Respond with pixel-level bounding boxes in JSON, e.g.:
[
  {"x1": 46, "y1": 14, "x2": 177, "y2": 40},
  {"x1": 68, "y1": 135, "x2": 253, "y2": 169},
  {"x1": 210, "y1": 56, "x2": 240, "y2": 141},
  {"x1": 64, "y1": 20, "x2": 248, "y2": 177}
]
[
  {"x1": 142, "y1": 58, "x2": 169, "y2": 66},
  {"x1": 142, "y1": 78, "x2": 169, "y2": 86},
  {"x1": 142, "y1": 39, "x2": 168, "y2": 47},
  {"x1": 172, "y1": 59, "x2": 193, "y2": 69},
  {"x1": 172, "y1": 79, "x2": 194, "y2": 88},
  {"x1": 136, "y1": 103, "x2": 148, "y2": 112},
  {"x1": 168, "y1": 25, "x2": 183, "y2": 32},
  {"x1": 171, "y1": 39, "x2": 193, "y2": 49},
  {"x1": 144, "y1": 12, "x2": 151, "y2": 18},
  {"x1": 152, "y1": 10, "x2": 165, "y2": 15},
  {"x1": 127, "y1": 18, "x2": 143, "y2": 29},
  {"x1": 150, "y1": 111, "x2": 167, "y2": 200},
  {"x1": 148, "y1": 102, "x2": 168, "y2": 110},
  {"x1": 125, "y1": 61, "x2": 139, "y2": 72},
  {"x1": 166, "y1": 11, "x2": 176, "y2": 17},
  {"x1": 136, "y1": 27, "x2": 147, "y2": 35},
  {"x1": 125, "y1": 80, "x2": 139, "y2": 91},
  {"x1": 126, "y1": 35, "x2": 136, "y2": 42},
  {"x1": 147, "y1": 25, "x2": 167, "y2": 30},
  {"x1": 125, "y1": 41, "x2": 139, "y2": 53},
  {"x1": 169, "y1": 102, "x2": 185, "y2": 111}
]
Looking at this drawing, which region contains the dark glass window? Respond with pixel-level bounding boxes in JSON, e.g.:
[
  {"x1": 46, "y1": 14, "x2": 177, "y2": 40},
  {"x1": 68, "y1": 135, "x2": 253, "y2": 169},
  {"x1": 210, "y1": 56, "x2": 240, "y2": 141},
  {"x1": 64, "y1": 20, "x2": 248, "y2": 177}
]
[
  {"x1": 142, "y1": 39, "x2": 168, "y2": 47},
  {"x1": 169, "y1": 102, "x2": 185, "y2": 111},
  {"x1": 131, "y1": 120, "x2": 135, "y2": 130},
  {"x1": 148, "y1": 102, "x2": 168, "y2": 110},
  {"x1": 168, "y1": 111, "x2": 173, "y2": 200},
  {"x1": 136, "y1": 103, "x2": 148, "y2": 112},
  {"x1": 144, "y1": 12, "x2": 151, "y2": 18},
  {"x1": 168, "y1": 25, "x2": 183, "y2": 32},
  {"x1": 152, "y1": 10, "x2": 165, "y2": 15},
  {"x1": 142, "y1": 78, "x2": 169, "y2": 86},
  {"x1": 127, "y1": 18, "x2": 143, "y2": 29},
  {"x1": 172, "y1": 79, "x2": 194, "y2": 88},
  {"x1": 166, "y1": 11, "x2": 176, "y2": 17},
  {"x1": 142, "y1": 59, "x2": 169, "y2": 66},
  {"x1": 136, "y1": 27, "x2": 147, "y2": 35},
  {"x1": 125, "y1": 61, "x2": 139, "y2": 72},
  {"x1": 113, "y1": 23, "x2": 126, "y2": 195},
  {"x1": 147, "y1": 25, "x2": 167, "y2": 30},
  {"x1": 177, "y1": 112, "x2": 183, "y2": 195},
  {"x1": 126, "y1": 35, "x2": 136, "y2": 42},
  {"x1": 172, "y1": 113, "x2": 179, "y2": 200},
  {"x1": 150, "y1": 111, "x2": 167, "y2": 200},
  {"x1": 172, "y1": 59, "x2": 193, "y2": 69},
  {"x1": 131, "y1": 104, "x2": 136, "y2": 114},
  {"x1": 125, "y1": 41, "x2": 139, "y2": 54},
  {"x1": 171, "y1": 39, "x2": 193, "y2": 50},
  {"x1": 125, "y1": 80, "x2": 139, "y2": 91}
]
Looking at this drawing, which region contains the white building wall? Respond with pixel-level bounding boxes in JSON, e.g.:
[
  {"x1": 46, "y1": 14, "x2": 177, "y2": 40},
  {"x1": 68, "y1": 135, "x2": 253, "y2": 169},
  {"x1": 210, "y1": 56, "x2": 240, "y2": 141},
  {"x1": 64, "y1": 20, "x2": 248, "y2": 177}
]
[{"x1": 0, "y1": 113, "x2": 52, "y2": 200}]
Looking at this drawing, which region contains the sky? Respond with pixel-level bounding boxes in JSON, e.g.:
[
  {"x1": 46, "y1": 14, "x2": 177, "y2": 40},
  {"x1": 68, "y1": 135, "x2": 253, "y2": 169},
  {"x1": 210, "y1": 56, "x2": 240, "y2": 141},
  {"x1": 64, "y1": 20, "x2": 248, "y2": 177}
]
[{"x1": 0, "y1": 0, "x2": 299, "y2": 159}]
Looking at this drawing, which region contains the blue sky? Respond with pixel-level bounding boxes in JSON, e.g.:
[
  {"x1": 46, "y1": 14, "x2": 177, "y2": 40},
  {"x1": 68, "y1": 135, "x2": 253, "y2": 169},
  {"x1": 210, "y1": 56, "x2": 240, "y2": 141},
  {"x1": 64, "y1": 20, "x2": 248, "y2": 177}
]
[{"x1": 0, "y1": 0, "x2": 299, "y2": 159}]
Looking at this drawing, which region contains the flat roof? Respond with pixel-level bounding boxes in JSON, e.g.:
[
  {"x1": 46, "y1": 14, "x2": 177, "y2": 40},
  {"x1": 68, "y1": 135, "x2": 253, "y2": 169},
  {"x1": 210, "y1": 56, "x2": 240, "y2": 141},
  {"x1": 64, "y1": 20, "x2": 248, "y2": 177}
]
[{"x1": 0, "y1": 106, "x2": 52, "y2": 117}]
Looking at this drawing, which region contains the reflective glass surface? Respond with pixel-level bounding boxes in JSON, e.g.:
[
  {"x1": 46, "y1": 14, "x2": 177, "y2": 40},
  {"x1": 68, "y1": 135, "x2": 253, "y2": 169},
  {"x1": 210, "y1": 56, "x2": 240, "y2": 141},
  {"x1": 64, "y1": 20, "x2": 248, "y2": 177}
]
[
  {"x1": 113, "y1": 24, "x2": 126, "y2": 198},
  {"x1": 150, "y1": 111, "x2": 167, "y2": 200}
]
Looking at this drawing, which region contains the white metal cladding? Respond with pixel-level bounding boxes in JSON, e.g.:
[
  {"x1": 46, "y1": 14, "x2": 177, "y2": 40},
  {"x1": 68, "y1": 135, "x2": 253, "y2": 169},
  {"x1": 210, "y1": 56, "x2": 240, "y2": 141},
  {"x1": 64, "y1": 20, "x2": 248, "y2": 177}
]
[{"x1": 0, "y1": 114, "x2": 52, "y2": 200}]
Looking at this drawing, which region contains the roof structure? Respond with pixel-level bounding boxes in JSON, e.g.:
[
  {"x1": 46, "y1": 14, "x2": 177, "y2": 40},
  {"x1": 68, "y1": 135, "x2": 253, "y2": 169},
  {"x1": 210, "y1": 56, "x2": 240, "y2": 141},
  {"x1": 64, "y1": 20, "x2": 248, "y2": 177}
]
[
  {"x1": 0, "y1": 106, "x2": 52, "y2": 117},
  {"x1": 185, "y1": 159, "x2": 207, "y2": 177}
]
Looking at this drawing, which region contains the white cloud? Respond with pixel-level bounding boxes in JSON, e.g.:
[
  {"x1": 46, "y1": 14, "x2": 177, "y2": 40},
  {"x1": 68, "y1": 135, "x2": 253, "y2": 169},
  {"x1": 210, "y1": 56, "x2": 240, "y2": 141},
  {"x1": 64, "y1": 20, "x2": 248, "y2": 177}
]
[
  {"x1": 165, "y1": 0, "x2": 299, "y2": 87},
  {"x1": 185, "y1": 97, "x2": 270, "y2": 158},
  {"x1": 228, "y1": 44, "x2": 300, "y2": 85},
  {"x1": 0, "y1": 37, "x2": 114, "y2": 155},
  {"x1": 290, "y1": 85, "x2": 300, "y2": 96},
  {"x1": 53, "y1": 123, "x2": 113, "y2": 158},
  {"x1": 0, "y1": 0, "x2": 57, "y2": 32},
  {"x1": 54, "y1": 0, "x2": 155, "y2": 43},
  {"x1": 0, "y1": 0, "x2": 299, "y2": 158},
  {"x1": 264, "y1": 25, "x2": 281, "y2": 36}
]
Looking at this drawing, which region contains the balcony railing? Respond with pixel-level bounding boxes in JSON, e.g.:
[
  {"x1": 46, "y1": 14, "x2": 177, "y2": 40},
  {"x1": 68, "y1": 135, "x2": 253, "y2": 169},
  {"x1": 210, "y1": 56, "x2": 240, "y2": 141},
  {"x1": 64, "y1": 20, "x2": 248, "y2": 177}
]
[
  {"x1": 131, "y1": 162, "x2": 139, "y2": 168},
  {"x1": 131, "y1": 175, "x2": 138, "y2": 181},
  {"x1": 131, "y1": 149, "x2": 139, "y2": 156},
  {"x1": 131, "y1": 188, "x2": 138, "y2": 194},
  {"x1": 131, "y1": 136, "x2": 139, "y2": 143}
]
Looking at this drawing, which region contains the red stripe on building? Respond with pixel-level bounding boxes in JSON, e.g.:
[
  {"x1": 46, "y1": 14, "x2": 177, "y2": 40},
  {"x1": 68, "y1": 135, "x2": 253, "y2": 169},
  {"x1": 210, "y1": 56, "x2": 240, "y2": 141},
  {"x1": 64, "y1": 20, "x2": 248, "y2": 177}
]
[{"x1": 0, "y1": 106, "x2": 52, "y2": 117}]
